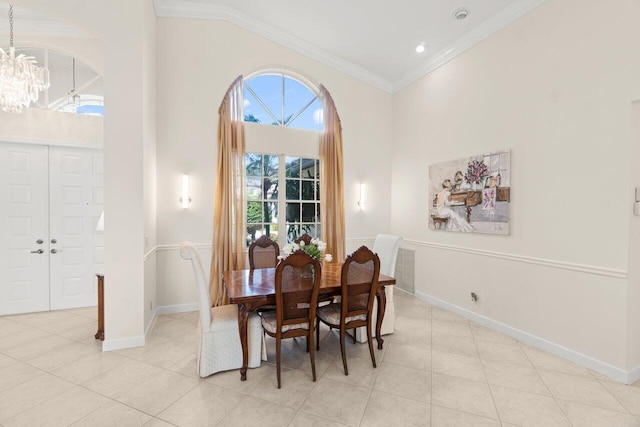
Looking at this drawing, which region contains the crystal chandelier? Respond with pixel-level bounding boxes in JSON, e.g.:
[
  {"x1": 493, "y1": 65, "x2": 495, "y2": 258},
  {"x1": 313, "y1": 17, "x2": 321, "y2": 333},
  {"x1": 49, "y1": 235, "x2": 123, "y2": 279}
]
[{"x1": 0, "y1": 5, "x2": 50, "y2": 113}]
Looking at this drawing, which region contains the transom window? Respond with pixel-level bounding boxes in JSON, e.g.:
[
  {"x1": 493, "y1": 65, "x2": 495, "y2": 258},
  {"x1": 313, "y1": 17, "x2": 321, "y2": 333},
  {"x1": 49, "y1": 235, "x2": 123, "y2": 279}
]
[
  {"x1": 243, "y1": 73, "x2": 323, "y2": 132},
  {"x1": 245, "y1": 153, "x2": 321, "y2": 248}
]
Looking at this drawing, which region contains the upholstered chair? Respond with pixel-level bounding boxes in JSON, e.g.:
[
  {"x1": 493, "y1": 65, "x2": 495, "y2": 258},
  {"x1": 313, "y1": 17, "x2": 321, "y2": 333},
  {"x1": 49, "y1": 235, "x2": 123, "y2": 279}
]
[
  {"x1": 355, "y1": 234, "x2": 403, "y2": 343},
  {"x1": 294, "y1": 233, "x2": 313, "y2": 246},
  {"x1": 180, "y1": 241, "x2": 263, "y2": 378}
]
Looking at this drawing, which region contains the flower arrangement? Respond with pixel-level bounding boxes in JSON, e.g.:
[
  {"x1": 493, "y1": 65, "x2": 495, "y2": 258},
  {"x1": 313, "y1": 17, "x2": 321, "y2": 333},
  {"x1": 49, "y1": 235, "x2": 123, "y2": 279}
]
[
  {"x1": 282, "y1": 238, "x2": 331, "y2": 262},
  {"x1": 464, "y1": 160, "x2": 489, "y2": 185}
]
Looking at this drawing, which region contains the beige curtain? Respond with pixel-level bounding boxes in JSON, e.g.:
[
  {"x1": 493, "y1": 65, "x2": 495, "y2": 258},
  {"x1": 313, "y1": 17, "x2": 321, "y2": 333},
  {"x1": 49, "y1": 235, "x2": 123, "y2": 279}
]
[
  {"x1": 209, "y1": 76, "x2": 246, "y2": 306},
  {"x1": 319, "y1": 85, "x2": 346, "y2": 262}
]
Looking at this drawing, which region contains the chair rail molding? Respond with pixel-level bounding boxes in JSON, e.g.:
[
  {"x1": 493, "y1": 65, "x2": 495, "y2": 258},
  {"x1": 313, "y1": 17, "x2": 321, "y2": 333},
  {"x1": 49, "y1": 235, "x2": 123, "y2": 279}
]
[{"x1": 405, "y1": 239, "x2": 627, "y2": 279}]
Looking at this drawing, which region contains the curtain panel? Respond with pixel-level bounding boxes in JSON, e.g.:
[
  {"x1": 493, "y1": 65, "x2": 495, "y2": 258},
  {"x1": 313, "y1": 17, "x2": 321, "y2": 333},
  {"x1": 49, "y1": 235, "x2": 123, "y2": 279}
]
[
  {"x1": 319, "y1": 85, "x2": 346, "y2": 263},
  {"x1": 210, "y1": 76, "x2": 246, "y2": 306}
]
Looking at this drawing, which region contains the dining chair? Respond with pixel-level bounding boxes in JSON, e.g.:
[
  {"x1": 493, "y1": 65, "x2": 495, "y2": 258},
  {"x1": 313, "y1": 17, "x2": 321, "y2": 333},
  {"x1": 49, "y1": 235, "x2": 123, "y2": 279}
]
[
  {"x1": 316, "y1": 246, "x2": 381, "y2": 375},
  {"x1": 355, "y1": 234, "x2": 403, "y2": 342},
  {"x1": 180, "y1": 241, "x2": 264, "y2": 378},
  {"x1": 294, "y1": 233, "x2": 313, "y2": 246},
  {"x1": 260, "y1": 250, "x2": 322, "y2": 388},
  {"x1": 248, "y1": 235, "x2": 280, "y2": 269}
]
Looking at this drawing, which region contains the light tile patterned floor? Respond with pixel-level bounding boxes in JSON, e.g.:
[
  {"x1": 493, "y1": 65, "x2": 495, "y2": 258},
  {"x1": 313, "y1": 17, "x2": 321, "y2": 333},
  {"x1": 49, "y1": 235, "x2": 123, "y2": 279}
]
[{"x1": 1, "y1": 292, "x2": 640, "y2": 426}]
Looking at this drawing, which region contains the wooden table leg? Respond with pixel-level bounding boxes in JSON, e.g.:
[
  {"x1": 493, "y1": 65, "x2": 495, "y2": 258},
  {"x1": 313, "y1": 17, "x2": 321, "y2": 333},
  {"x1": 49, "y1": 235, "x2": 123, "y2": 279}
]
[
  {"x1": 375, "y1": 285, "x2": 387, "y2": 350},
  {"x1": 237, "y1": 303, "x2": 249, "y2": 381},
  {"x1": 95, "y1": 274, "x2": 104, "y2": 341}
]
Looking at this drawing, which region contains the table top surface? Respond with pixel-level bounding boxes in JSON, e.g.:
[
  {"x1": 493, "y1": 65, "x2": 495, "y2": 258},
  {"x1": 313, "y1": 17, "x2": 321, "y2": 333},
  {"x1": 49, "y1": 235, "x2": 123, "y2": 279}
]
[{"x1": 223, "y1": 262, "x2": 395, "y2": 304}]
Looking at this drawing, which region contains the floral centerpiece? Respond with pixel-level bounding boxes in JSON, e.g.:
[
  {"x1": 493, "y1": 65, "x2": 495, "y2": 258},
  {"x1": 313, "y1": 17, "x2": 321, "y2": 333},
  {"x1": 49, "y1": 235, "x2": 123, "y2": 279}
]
[
  {"x1": 282, "y1": 238, "x2": 330, "y2": 261},
  {"x1": 464, "y1": 160, "x2": 489, "y2": 187},
  {"x1": 281, "y1": 238, "x2": 331, "y2": 278}
]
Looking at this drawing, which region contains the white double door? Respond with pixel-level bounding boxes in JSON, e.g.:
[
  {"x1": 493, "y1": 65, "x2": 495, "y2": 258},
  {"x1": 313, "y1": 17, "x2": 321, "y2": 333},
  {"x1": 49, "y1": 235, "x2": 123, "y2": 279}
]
[{"x1": 0, "y1": 142, "x2": 104, "y2": 315}]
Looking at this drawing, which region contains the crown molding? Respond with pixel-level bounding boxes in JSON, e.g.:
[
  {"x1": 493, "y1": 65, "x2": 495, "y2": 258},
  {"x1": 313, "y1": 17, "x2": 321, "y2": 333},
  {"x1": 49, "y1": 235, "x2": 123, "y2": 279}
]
[
  {"x1": 154, "y1": 0, "x2": 548, "y2": 94},
  {"x1": 392, "y1": 0, "x2": 550, "y2": 92},
  {"x1": 153, "y1": 0, "x2": 393, "y2": 93}
]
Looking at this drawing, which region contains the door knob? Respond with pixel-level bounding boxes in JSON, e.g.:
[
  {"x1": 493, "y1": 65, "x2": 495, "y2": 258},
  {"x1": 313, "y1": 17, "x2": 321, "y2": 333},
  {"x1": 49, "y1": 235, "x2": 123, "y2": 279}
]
[
  {"x1": 36, "y1": 239, "x2": 43, "y2": 244},
  {"x1": 51, "y1": 249, "x2": 58, "y2": 254},
  {"x1": 30, "y1": 249, "x2": 44, "y2": 254}
]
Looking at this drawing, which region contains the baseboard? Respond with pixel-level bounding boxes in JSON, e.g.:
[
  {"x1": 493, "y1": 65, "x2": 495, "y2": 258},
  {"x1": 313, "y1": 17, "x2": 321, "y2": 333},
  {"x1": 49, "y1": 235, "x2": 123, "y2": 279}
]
[
  {"x1": 627, "y1": 365, "x2": 640, "y2": 384},
  {"x1": 415, "y1": 291, "x2": 631, "y2": 384},
  {"x1": 143, "y1": 303, "x2": 199, "y2": 338},
  {"x1": 156, "y1": 303, "x2": 199, "y2": 315},
  {"x1": 102, "y1": 334, "x2": 146, "y2": 352}
]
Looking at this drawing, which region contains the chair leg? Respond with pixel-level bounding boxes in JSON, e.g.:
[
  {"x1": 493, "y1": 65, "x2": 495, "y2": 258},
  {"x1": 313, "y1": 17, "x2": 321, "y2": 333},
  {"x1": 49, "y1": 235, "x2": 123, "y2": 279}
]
[
  {"x1": 353, "y1": 328, "x2": 357, "y2": 344},
  {"x1": 309, "y1": 332, "x2": 317, "y2": 381},
  {"x1": 276, "y1": 337, "x2": 282, "y2": 389},
  {"x1": 316, "y1": 317, "x2": 320, "y2": 351},
  {"x1": 366, "y1": 322, "x2": 376, "y2": 368},
  {"x1": 306, "y1": 335, "x2": 310, "y2": 353},
  {"x1": 339, "y1": 327, "x2": 349, "y2": 376}
]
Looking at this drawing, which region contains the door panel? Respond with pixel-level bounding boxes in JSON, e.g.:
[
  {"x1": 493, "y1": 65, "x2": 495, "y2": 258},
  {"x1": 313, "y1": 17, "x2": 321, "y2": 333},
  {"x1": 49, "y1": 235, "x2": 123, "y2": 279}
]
[
  {"x1": 0, "y1": 143, "x2": 50, "y2": 315},
  {"x1": 49, "y1": 147, "x2": 104, "y2": 310}
]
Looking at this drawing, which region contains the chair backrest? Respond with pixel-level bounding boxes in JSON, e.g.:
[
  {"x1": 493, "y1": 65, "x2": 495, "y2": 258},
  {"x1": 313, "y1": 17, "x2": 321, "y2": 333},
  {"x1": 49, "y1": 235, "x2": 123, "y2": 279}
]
[
  {"x1": 340, "y1": 246, "x2": 380, "y2": 324},
  {"x1": 372, "y1": 234, "x2": 403, "y2": 277},
  {"x1": 274, "y1": 250, "x2": 322, "y2": 335},
  {"x1": 180, "y1": 241, "x2": 212, "y2": 332},
  {"x1": 248, "y1": 235, "x2": 280, "y2": 269},
  {"x1": 294, "y1": 233, "x2": 313, "y2": 246}
]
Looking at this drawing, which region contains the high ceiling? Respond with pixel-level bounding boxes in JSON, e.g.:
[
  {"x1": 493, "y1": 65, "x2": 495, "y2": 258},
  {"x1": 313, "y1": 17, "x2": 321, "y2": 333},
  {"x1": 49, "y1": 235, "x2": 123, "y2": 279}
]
[
  {"x1": 154, "y1": 0, "x2": 548, "y2": 92},
  {"x1": 1, "y1": 1, "x2": 547, "y2": 93}
]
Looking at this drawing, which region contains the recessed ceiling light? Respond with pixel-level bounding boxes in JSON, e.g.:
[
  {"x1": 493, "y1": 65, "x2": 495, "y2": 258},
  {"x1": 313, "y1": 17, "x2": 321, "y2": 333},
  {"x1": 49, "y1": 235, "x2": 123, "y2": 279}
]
[
  {"x1": 416, "y1": 44, "x2": 425, "y2": 53},
  {"x1": 454, "y1": 8, "x2": 470, "y2": 20}
]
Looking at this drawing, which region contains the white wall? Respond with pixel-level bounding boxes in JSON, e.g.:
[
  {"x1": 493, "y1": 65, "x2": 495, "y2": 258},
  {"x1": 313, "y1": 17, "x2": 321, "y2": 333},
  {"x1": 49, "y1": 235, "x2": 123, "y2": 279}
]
[
  {"x1": 392, "y1": 0, "x2": 640, "y2": 375},
  {"x1": 143, "y1": 0, "x2": 158, "y2": 330},
  {"x1": 626, "y1": 100, "x2": 640, "y2": 373},
  {"x1": 0, "y1": 109, "x2": 102, "y2": 147},
  {"x1": 155, "y1": 19, "x2": 393, "y2": 308}
]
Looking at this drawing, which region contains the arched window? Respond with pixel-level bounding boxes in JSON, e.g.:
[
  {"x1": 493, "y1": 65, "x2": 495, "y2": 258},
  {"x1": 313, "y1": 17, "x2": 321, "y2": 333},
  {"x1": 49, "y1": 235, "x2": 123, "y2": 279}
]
[
  {"x1": 243, "y1": 72, "x2": 323, "y2": 132},
  {"x1": 243, "y1": 71, "x2": 323, "y2": 248}
]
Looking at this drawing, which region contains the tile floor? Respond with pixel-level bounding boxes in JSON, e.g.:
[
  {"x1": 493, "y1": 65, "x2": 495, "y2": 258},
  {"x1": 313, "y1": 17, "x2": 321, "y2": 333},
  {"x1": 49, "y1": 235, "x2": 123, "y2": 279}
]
[{"x1": 1, "y1": 291, "x2": 640, "y2": 426}]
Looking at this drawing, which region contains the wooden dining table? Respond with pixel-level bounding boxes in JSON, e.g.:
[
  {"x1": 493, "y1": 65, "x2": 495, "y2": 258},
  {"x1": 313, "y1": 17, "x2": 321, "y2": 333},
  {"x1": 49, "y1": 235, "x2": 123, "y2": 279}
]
[{"x1": 223, "y1": 261, "x2": 396, "y2": 381}]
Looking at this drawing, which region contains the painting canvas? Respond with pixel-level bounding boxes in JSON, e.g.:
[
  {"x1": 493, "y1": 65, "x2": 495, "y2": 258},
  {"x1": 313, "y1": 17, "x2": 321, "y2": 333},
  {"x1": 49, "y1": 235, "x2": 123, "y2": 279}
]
[{"x1": 429, "y1": 150, "x2": 510, "y2": 235}]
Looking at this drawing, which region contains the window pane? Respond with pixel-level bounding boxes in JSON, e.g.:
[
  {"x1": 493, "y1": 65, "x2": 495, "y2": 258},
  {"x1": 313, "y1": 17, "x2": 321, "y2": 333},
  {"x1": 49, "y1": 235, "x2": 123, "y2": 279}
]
[
  {"x1": 246, "y1": 177, "x2": 261, "y2": 200},
  {"x1": 246, "y1": 153, "x2": 261, "y2": 176},
  {"x1": 301, "y1": 181, "x2": 314, "y2": 200},
  {"x1": 245, "y1": 74, "x2": 283, "y2": 124},
  {"x1": 284, "y1": 77, "x2": 316, "y2": 125},
  {"x1": 315, "y1": 181, "x2": 320, "y2": 201},
  {"x1": 286, "y1": 179, "x2": 300, "y2": 200},
  {"x1": 301, "y1": 158, "x2": 316, "y2": 178},
  {"x1": 264, "y1": 178, "x2": 278, "y2": 200},
  {"x1": 247, "y1": 202, "x2": 262, "y2": 223},
  {"x1": 286, "y1": 157, "x2": 300, "y2": 178},
  {"x1": 288, "y1": 97, "x2": 323, "y2": 132},
  {"x1": 302, "y1": 203, "x2": 316, "y2": 222},
  {"x1": 286, "y1": 224, "x2": 300, "y2": 243},
  {"x1": 301, "y1": 224, "x2": 317, "y2": 237},
  {"x1": 263, "y1": 202, "x2": 278, "y2": 224},
  {"x1": 243, "y1": 89, "x2": 273, "y2": 124},
  {"x1": 286, "y1": 203, "x2": 300, "y2": 222},
  {"x1": 264, "y1": 155, "x2": 279, "y2": 177}
]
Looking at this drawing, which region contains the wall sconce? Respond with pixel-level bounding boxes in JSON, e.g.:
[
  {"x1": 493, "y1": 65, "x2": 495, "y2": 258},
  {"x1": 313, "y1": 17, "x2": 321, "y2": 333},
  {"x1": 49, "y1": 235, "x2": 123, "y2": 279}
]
[
  {"x1": 358, "y1": 183, "x2": 366, "y2": 210},
  {"x1": 180, "y1": 175, "x2": 191, "y2": 208}
]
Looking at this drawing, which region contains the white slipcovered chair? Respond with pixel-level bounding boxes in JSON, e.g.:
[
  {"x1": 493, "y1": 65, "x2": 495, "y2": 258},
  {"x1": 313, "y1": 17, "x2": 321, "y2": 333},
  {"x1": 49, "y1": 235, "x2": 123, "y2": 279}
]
[
  {"x1": 355, "y1": 234, "x2": 403, "y2": 343},
  {"x1": 180, "y1": 242, "x2": 263, "y2": 378}
]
